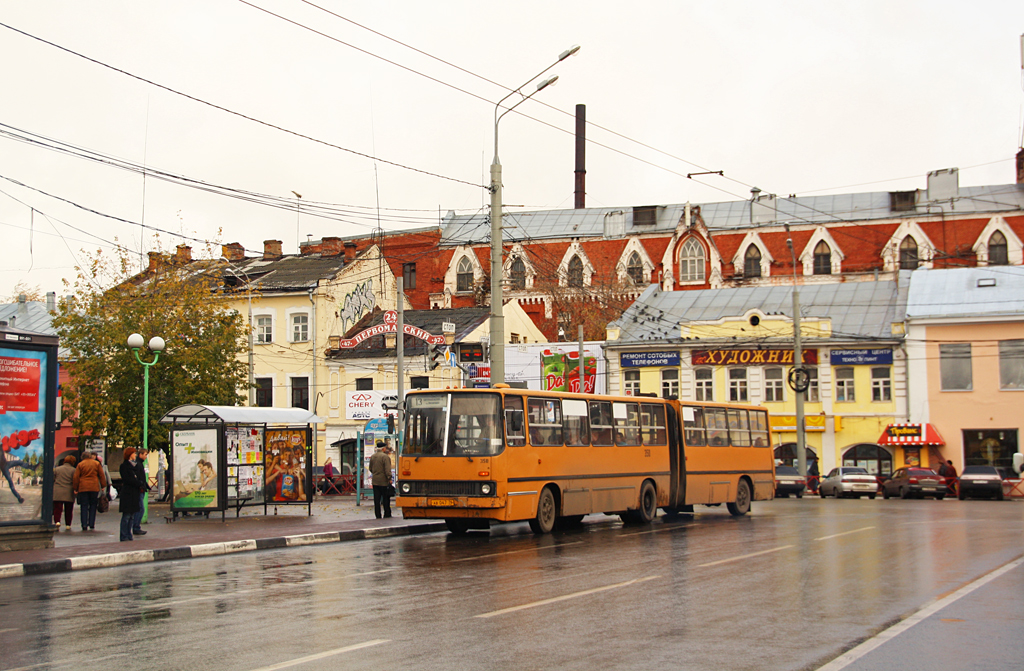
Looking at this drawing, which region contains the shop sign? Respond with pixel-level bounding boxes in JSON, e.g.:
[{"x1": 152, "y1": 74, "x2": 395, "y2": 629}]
[
  {"x1": 830, "y1": 348, "x2": 892, "y2": 365},
  {"x1": 691, "y1": 349, "x2": 818, "y2": 366},
  {"x1": 620, "y1": 351, "x2": 680, "y2": 367},
  {"x1": 770, "y1": 415, "x2": 827, "y2": 432}
]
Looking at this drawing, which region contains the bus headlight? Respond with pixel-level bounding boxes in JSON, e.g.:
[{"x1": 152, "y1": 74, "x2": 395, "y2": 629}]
[
  {"x1": 401, "y1": 482, "x2": 411, "y2": 494},
  {"x1": 480, "y1": 483, "x2": 492, "y2": 495}
]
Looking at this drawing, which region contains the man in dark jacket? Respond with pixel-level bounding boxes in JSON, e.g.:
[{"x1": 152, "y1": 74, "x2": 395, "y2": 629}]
[
  {"x1": 118, "y1": 447, "x2": 146, "y2": 541},
  {"x1": 132, "y1": 449, "x2": 149, "y2": 536}
]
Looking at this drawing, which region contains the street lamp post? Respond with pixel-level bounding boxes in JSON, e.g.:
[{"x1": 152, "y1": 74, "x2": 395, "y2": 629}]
[
  {"x1": 291, "y1": 191, "x2": 302, "y2": 253},
  {"x1": 489, "y1": 45, "x2": 579, "y2": 386},
  {"x1": 127, "y1": 333, "x2": 165, "y2": 455}
]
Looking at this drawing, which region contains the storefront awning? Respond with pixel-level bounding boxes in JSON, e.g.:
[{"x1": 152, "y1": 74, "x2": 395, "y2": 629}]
[{"x1": 877, "y1": 423, "x2": 945, "y2": 446}]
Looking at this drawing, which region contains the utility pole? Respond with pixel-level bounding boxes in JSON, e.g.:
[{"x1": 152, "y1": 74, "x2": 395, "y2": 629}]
[
  {"x1": 785, "y1": 224, "x2": 807, "y2": 478},
  {"x1": 396, "y1": 277, "x2": 405, "y2": 437}
]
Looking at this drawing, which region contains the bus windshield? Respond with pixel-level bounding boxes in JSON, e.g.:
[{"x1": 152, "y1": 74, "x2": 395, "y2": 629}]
[{"x1": 405, "y1": 392, "x2": 504, "y2": 457}]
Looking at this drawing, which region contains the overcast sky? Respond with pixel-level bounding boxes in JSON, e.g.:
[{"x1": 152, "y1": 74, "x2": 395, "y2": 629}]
[{"x1": 2, "y1": 1, "x2": 1023, "y2": 299}]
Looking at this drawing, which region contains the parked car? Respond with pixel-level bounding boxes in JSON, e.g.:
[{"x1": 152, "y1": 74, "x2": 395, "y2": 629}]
[
  {"x1": 774, "y1": 466, "x2": 807, "y2": 498},
  {"x1": 881, "y1": 467, "x2": 946, "y2": 499},
  {"x1": 819, "y1": 467, "x2": 878, "y2": 499},
  {"x1": 957, "y1": 465, "x2": 1005, "y2": 501}
]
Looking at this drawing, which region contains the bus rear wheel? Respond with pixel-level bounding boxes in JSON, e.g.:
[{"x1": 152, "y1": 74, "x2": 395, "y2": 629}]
[
  {"x1": 727, "y1": 479, "x2": 751, "y2": 516},
  {"x1": 529, "y1": 487, "x2": 557, "y2": 534},
  {"x1": 637, "y1": 481, "x2": 657, "y2": 523}
]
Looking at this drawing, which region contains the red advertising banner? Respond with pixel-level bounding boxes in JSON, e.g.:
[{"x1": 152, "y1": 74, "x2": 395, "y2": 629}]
[
  {"x1": 691, "y1": 348, "x2": 818, "y2": 366},
  {"x1": 335, "y1": 311, "x2": 445, "y2": 348},
  {"x1": 0, "y1": 355, "x2": 41, "y2": 413}
]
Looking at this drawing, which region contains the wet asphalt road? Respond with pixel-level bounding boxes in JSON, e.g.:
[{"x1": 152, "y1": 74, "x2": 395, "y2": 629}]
[{"x1": 2, "y1": 497, "x2": 1022, "y2": 671}]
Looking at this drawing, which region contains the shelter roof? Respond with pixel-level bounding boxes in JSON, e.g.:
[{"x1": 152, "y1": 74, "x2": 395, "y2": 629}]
[{"x1": 159, "y1": 404, "x2": 324, "y2": 425}]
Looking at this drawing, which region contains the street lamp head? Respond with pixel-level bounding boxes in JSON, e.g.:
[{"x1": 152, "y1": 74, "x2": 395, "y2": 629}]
[
  {"x1": 536, "y1": 76, "x2": 558, "y2": 92},
  {"x1": 149, "y1": 336, "x2": 166, "y2": 353},
  {"x1": 291, "y1": 191, "x2": 302, "y2": 199},
  {"x1": 559, "y1": 45, "x2": 581, "y2": 61},
  {"x1": 127, "y1": 333, "x2": 144, "y2": 350}
]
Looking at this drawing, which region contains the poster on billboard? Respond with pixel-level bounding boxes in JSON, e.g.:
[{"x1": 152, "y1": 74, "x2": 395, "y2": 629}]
[
  {"x1": 361, "y1": 417, "x2": 395, "y2": 490},
  {"x1": 170, "y1": 428, "x2": 221, "y2": 510},
  {"x1": 265, "y1": 428, "x2": 310, "y2": 503},
  {"x1": 0, "y1": 347, "x2": 49, "y2": 522},
  {"x1": 226, "y1": 426, "x2": 264, "y2": 503},
  {"x1": 344, "y1": 390, "x2": 399, "y2": 421},
  {"x1": 541, "y1": 348, "x2": 597, "y2": 393}
]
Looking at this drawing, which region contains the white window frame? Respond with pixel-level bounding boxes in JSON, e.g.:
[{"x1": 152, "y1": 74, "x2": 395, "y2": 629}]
[
  {"x1": 939, "y1": 343, "x2": 972, "y2": 391},
  {"x1": 287, "y1": 309, "x2": 310, "y2": 343},
  {"x1": 998, "y1": 340, "x2": 1024, "y2": 390},
  {"x1": 835, "y1": 367, "x2": 856, "y2": 402},
  {"x1": 871, "y1": 366, "x2": 892, "y2": 402},
  {"x1": 661, "y1": 368, "x2": 679, "y2": 399},
  {"x1": 728, "y1": 368, "x2": 748, "y2": 402},
  {"x1": 678, "y1": 238, "x2": 706, "y2": 283},
  {"x1": 764, "y1": 366, "x2": 784, "y2": 402},
  {"x1": 253, "y1": 310, "x2": 275, "y2": 345},
  {"x1": 695, "y1": 367, "x2": 714, "y2": 401},
  {"x1": 623, "y1": 369, "x2": 640, "y2": 396}
]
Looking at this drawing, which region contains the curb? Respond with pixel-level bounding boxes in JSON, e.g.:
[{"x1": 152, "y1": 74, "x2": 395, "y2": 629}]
[{"x1": 0, "y1": 521, "x2": 447, "y2": 580}]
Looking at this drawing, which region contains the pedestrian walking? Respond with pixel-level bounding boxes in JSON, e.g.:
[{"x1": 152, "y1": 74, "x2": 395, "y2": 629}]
[
  {"x1": 72, "y1": 450, "x2": 106, "y2": 530},
  {"x1": 52, "y1": 455, "x2": 77, "y2": 530},
  {"x1": 369, "y1": 440, "x2": 393, "y2": 519},
  {"x1": 943, "y1": 459, "x2": 958, "y2": 496},
  {"x1": 118, "y1": 447, "x2": 147, "y2": 541}
]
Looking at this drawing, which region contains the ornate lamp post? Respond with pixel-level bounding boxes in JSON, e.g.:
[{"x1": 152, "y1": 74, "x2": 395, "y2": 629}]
[{"x1": 127, "y1": 333, "x2": 165, "y2": 454}]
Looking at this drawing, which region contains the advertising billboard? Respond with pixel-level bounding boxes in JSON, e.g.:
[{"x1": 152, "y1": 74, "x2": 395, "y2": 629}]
[
  {"x1": 170, "y1": 428, "x2": 221, "y2": 510},
  {"x1": 0, "y1": 347, "x2": 50, "y2": 523}
]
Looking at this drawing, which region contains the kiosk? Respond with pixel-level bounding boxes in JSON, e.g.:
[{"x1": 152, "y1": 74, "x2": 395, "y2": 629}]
[{"x1": 159, "y1": 405, "x2": 323, "y2": 519}]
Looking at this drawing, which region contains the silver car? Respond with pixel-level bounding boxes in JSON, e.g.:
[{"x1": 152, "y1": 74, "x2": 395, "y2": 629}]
[{"x1": 819, "y1": 467, "x2": 878, "y2": 499}]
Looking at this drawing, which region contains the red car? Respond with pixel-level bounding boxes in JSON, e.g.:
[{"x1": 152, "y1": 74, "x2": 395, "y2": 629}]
[{"x1": 881, "y1": 467, "x2": 946, "y2": 500}]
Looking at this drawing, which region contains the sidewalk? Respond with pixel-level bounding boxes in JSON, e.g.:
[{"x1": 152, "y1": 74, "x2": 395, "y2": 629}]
[{"x1": 0, "y1": 496, "x2": 446, "y2": 580}]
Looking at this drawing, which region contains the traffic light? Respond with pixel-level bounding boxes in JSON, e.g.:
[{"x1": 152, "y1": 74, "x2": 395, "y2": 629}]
[{"x1": 430, "y1": 343, "x2": 447, "y2": 370}]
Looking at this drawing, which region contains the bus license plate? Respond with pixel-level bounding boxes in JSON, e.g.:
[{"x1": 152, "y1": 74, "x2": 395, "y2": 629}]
[{"x1": 428, "y1": 498, "x2": 457, "y2": 507}]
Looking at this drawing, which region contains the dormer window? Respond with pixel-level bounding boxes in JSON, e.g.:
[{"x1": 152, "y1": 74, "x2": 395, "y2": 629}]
[
  {"x1": 744, "y1": 246, "x2": 762, "y2": 278},
  {"x1": 456, "y1": 257, "x2": 473, "y2": 292},
  {"x1": 989, "y1": 231, "x2": 1008, "y2": 266},
  {"x1": 567, "y1": 256, "x2": 584, "y2": 288},
  {"x1": 899, "y1": 237, "x2": 919, "y2": 270},
  {"x1": 813, "y1": 241, "x2": 832, "y2": 275},
  {"x1": 626, "y1": 252, "x2": 644, "y2": 284},
  {"x1": 679, "y1": 238, "x2": 705, "y2": 282},
  {"x1": 510, "y1": 257, "x2": 526, "y2": 290}
]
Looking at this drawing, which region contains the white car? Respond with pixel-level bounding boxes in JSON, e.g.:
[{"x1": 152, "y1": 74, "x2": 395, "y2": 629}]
[{"x1": 819, "y1": 467, "x2": 878, "y2": 499}]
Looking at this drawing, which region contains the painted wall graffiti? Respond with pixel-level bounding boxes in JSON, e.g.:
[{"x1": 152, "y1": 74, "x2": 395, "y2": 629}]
[{"x1": 339, "y1": 279, "x2": 376, "y2": 333}]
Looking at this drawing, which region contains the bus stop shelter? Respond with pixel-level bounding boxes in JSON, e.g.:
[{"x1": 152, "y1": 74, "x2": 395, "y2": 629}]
[{"x1": 159, "y1": 404, "x2": 323, "y2": 519}]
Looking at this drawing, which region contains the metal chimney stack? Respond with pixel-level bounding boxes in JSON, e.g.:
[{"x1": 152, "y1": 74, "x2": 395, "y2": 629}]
[{"x1": 574, "y1": 104, "x2": 586, "y2": 208}]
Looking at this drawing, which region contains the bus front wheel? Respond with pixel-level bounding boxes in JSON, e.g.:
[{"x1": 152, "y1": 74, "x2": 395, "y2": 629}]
[
  {"x1": 529, "y1": 487, "x2": 557, "y2": 534},
  {"x1": 727, "y1": 479, "x2": 752, "y2": 516},
  {"x1": 445, "y1": 519, "x2": 471, "y2": 535}
]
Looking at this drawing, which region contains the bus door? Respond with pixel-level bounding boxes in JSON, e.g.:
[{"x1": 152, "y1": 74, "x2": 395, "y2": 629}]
[{"x1": 666, "y1": 404, "x2": 685, "y2": 509}]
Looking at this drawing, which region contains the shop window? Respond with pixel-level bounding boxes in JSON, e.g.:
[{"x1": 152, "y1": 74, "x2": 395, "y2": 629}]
[
  {"x1": 623, "y1": 369, "x2": 640, "y2": 396},
  {"x1": 840, "y1": 443, "x2": 892, "y2": 477},
  {"x1": 773, "y1": 443, "x2": 818, "y2": 468},
  {"x1": 998, "y1": 339, "x2": 1024, "y2": 390},
  {"x1": 871, "y1": 367, "x2": 891, "y2": 401},
  {"x1": 764, "y1": 367, "x2": 784, "y2": 402},
  {"x1": 835, "y1": 367, "x2": 855, "y2": 401},
  {"x1": 939, "y1": 343, "x2": 972, "y2": 391},
  {"x1": 661, "y1": 369, "x2": 679, "y2": 399},
  {"x1": 728, "y1": 368, "x2": 747, "y2": 402},
  {"x1": 695, "y1": 367, "x2": 714, "y2": 401},
  {"x1": 963, "y1": 429, "x2": 1019, "y2": 475}
]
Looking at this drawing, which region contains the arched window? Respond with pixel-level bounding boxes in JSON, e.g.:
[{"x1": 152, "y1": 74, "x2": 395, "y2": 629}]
[
  {"x1": 841, "y1": 443, "x2": 893, "y2": 477},
  {"x1": 744, "y1": 246, "x2": 762, "y2": 278},
  {"x1": 773, "y1": 443, "x2": 818, "y2": 468},
  {"x1": 988, "y1": 231, "x2": 1008, "y2": 266},
  {"x1": 679, "y1": 238, "x2": 705, "y2": 282},
  {"x1": 567, "y1": 256, "x2": 584, "y2": 288},
  {"x1": 813, "y1": 241, "x2": 832, "y2": 275},
  {"x1": 899, "y1": 237, "x2": 918, "y2": 270},
  {"x1": 626, "y1": 252, "x2": 644, "y2": 284},
  {"x1": 510, "y1": 257, "x2": 526, "y2": 290},
  {"x1": 456, "y1": 256, "x2": 474, "y2": 292}
]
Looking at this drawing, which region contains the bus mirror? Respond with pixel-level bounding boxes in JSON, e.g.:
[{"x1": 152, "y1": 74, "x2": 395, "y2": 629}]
[{"x1": 1013, "y1": 452, "x2": 1023, "y2": 475}]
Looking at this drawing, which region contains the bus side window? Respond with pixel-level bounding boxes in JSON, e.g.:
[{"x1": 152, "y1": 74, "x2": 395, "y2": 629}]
[
  {"x1": 727, "y1": 409, "x2": 751, "y2": 447},
  {"x1": 589, "y1": 400, "x2": 614, "y2": 446},
  {"x1": 527, "y1": 397, "x2": 563, "y2": 447},
  {"x1": 706, "y1": 407, "x2": 729, "y2": 446},
  {"x1": 613, "y1": 401, "x2": 641, "y2": 446},
  {"x1": 683, "y1": 406, "x2": 706, "y2": 446},
  {"x1": 640, "y1": 403, "x2": 667, "y2": 445},
  {"x1": 505, "y1": 395, "x2": 526, "y2": 447},
  {"x1": 562, "y1": 399, "x2": 589, "y2": 446},
  {"x1": 750, "y1": 410, "x2": 769, "y2": 447}
]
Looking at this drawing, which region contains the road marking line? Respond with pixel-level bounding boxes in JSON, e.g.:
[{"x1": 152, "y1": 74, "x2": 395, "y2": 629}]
[
  {"x1": 248, "y1": 640, "x2": 389, "y2": 670},
  {"x1": 0, "y1": 627, "x2": 18, "y2": 633},
  {"x1": 697, "y1": 545, "x2": 794, "y2": 568},
  {"x1": 816, "y1": 555, "x2": 1024, "y2": 671},
  {"x1": 620, "y1": 523, "x2": 698, "y2": 537},
  {"x1": 453, "y1": 542, "x2": 584, "y2": 562},
  {"x1": 815, "y1": 526, "x2": 875, "y2": 541},
  {"x1": 475, "y1": 575, "x2": 660, "y2": 619}
]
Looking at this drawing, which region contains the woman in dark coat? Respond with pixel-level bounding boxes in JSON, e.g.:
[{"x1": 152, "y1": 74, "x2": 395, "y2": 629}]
[{"x1": 118, "y1": 447, "x2": 146, "y2": 541}]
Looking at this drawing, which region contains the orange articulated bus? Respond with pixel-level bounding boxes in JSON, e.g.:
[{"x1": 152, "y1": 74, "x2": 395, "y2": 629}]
[{"x1": 396, "y1": 385, "x2": 774, "y2": 534}]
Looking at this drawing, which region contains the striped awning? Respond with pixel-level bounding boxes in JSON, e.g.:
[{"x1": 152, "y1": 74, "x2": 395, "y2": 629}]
[{"x1": 877, "y1": 423, "x2": 945, "y2": 446}]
